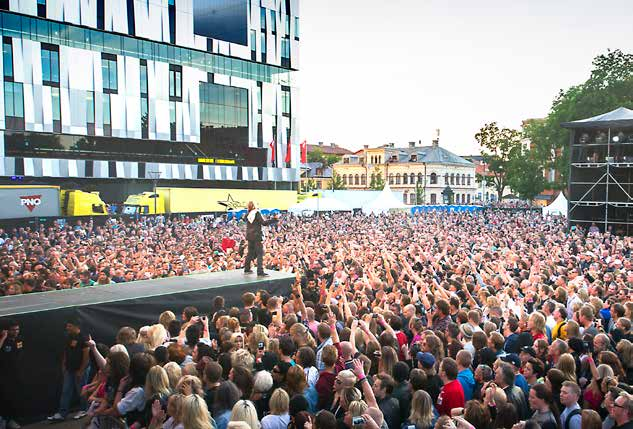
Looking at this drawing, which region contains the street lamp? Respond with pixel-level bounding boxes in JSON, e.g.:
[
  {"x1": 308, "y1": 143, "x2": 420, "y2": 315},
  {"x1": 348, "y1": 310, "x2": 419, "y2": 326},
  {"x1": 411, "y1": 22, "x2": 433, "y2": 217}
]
[{"x1": 148, "y1": 171, "x2": 161, "y2": 215}]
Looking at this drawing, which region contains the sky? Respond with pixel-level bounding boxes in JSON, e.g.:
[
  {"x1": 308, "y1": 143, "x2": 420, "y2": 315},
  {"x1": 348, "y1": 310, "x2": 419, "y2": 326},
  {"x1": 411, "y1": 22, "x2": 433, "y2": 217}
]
[{"x1": 298, "y1": 0, "x2": 633, "y2": 155}]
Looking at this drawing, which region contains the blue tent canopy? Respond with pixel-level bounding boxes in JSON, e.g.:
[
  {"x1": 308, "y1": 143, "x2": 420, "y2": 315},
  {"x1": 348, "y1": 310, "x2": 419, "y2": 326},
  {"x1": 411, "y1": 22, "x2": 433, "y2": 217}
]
[{"x1": 410, "y1": 205, "x2": 483, "y2": 214}]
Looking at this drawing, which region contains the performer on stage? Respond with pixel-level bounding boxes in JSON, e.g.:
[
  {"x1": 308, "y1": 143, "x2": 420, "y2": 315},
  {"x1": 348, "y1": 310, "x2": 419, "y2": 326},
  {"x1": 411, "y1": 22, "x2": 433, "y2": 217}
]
[{"x1": 244, "y1": 201, "x2": 278, "y2": 276}]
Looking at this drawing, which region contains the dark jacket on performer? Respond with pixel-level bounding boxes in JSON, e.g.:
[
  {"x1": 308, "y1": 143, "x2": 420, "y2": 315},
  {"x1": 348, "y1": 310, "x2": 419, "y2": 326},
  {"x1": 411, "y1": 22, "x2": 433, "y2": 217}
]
[{"x1": 246, "y1": 211, "x2": 276, "y2": 242}]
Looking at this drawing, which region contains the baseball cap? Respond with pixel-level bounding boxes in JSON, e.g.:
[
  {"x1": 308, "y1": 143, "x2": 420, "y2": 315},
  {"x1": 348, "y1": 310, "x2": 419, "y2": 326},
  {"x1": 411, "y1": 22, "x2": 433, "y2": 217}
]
[
  {"x1": 501, "y1": 353, "x2": 521, "y2": 368},
  {"x1": 416, "y1": 352, "x2": 436, "y2": 368},
  {"x1": 520, "y1": 346, "x2": 536, "y2": 358}
]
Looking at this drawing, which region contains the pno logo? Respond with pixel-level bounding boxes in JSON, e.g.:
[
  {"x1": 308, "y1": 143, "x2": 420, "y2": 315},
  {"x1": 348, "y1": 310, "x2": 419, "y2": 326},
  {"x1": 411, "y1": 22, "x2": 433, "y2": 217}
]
[{"x1": 20, "y1": 195, "x2": 42, "y2": 212}]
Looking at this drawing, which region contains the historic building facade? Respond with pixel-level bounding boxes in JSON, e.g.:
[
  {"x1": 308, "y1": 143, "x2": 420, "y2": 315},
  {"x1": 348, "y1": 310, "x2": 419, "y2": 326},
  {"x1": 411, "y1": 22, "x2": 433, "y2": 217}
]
[{"x1": 334, "y1": 140, "x2": 477, "y2": 205}]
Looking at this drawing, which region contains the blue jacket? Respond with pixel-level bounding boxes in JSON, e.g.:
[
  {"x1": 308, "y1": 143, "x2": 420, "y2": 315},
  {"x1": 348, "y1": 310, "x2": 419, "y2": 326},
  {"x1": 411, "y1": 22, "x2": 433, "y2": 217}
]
[{"x1": 457, "y1": 368, "x2": 476, "y2": 401}]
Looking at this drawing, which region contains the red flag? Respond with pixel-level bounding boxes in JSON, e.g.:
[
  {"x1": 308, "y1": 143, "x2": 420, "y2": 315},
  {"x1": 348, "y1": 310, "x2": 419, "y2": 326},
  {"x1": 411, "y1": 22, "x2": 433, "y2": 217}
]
[
  {"x1": 221, "y1": 237, "x2": 236, "y2": 252},
  {"x1": 269, "y1": 139, "x2": 276, "y2": 165},
  {"x1": 285, "y1": 139, "x2": 291, "y2": 163},
  {"x1": 300, "y1": 140, "x2": 307, "y2": 163}
]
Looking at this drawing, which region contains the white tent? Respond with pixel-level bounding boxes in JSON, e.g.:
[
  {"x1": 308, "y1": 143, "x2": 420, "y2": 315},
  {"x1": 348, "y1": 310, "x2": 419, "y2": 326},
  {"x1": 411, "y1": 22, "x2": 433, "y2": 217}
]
[
  {"x1": 288, "y1": 196, "x2": 353, "y2": 215},
  {"x1": 543, "y1": 192, "x2": 568, "y2": 217},
  {"x1": 361, "y1": 185, "x2": 408, "y2": 214}
]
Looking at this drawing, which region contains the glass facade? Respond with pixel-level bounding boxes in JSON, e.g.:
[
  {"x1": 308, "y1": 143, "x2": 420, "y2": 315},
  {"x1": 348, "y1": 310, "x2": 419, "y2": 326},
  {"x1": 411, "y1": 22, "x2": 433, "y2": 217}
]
[
  {"x1": 0, "y1": 12, "x2": 293, "y2": 84},
  {"x1": 41, "y1": 43, "x2": 59, "y2": 84},
  {"x1": 2, "y1": 37, "x2": 12, "y2": 78}
]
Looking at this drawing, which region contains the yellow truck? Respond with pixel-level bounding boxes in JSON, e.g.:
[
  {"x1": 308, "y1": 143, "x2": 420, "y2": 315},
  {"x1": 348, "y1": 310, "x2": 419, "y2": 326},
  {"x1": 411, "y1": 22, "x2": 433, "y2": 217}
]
[
  {"x1": 0, "y1": 185, "x2": 107, "y2": 219},
  {"x1": 122, "y1": 187, "x2": 297, "y2": 215}
]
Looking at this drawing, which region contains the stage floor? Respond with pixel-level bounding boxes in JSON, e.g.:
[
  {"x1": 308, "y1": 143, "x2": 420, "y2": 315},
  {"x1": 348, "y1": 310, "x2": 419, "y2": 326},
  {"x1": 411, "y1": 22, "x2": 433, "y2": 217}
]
[
  {"x1": 1, "y1": 269, "x2": 295, "y2": 420},
  {"x1": 0, "y1": 269, "x2": 295, "y2": 317}
]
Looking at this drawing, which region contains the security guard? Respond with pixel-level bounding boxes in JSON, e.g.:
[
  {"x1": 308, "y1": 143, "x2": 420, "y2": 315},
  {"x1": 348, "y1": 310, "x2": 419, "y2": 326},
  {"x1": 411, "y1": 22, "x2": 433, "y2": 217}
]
[{"x1": 0, "y1": 319, "x2": 23, "y2": 429}]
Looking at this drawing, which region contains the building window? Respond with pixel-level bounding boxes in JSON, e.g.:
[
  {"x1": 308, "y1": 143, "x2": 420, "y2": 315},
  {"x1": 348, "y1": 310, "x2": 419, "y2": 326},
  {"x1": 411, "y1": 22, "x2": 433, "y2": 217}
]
[
  {"x1": 281, "y1": 86, "x2": 290, "y2": 116},
  {"x1": 3, "y1": 37, "x2": 13, "y2": 79},
  {"x1": 410, "y1": 194, "x2": 416, "y2": 205},
  {"x1": 169, "y1": 64, "x2": 182, "y2": 102},
  {"x1": 456, "y1": 194, "x2": 460, "y2": 204},
  {"x1": 140, "y1": 59, "x2": 148, "y2": 138},
  {"x1": 102, "y1": 94, "x2": 111, "y2": 136},
  {"x1": 354, "y1": 174, "x2": 359, "y2": 186},
  {"x1": 403, "y1": 193, "x2": 407, "y2": 204},
  {"x1": 450, "y1": 173, "x2": 455, "y2": 185},
  {"x1": 199, "y1": 82, "x2": 249, "y2": 130},
  {"x1": 271, "y1": 10, "x2": 277, "y2": 33},
  {"x1": 260, "y1": 33, "x2": 266, "y2": 61},
  {"x1": 284, "y1": 15, "x2": 290, "y2": 35},
  {"x1": 467, "y1": 175, "x2": 471, "y2": 186},
  {"x1": 395, "y1": 173, "x2": 401, "y2": 185},
  {"x1": 462, "y1": 174, "x2": 466, "y2": 185},
  {"x1": 260, "y1": 7, "x2": 266, "y2": 30},
  {"x1": 281, "y1": 37, "x2": 290, "y2": 67},
  {"x1": 37, "y1": 0, "x2": 46, "y2": 17},
  {"x1": 0, "y1": 0, "x2": 9, "y2": 10},
  {"x1": 86, "y1": 90, "x2": 95, "y2": 135},
  {"x1": 170, "y1": 101, "x2": 176, "y2": 141},
  {"x1": 417, "y1": 173, "x2": 423, "y2": 184},
  {"x1": 467, "y1": 194, "x2": 471, "y2": 204},
  {"x1": 445, "y1": 173, "x2": 449, "y2": 184},
  {"x1": 41, "y1": 44, "x2": 59, "y2": 86},
  {"x1": 168, "y1": 0, "x2": 175, "y2": 44},
  {"x1": 389, "y1": 174, "x2": 394, "y2": 185},
  {"x1": 294, "y1": 17, "x2": 300, "y2": 39},
  {"x1": 403, "y1": 174, "x2": 408, "y2": 185},
  {"x1": 410, "y1": 173, "x2": 415, "y2": 184},
  {"x1": 51, "y1": 86, "x2": 61, "y2": 132},
  {"x1": 361, "y1": 174, "x2": 366, "y2": 186},
  {"x1": 4, "y1": 81, "x2": 24, "y2": 129},
  {"x1": 431, "y1": 194, "x2": 436, "y2": 204},
  {"x1": 456, "y1": 174, "x2": 460, "y2": 185},
  {"x1": 101, "y1": 54, "x2": 118, "y2": 93},
  {"x1": 256, "y1": 83, "x2": 262, "y2": 113},
  {"x1": 342, "y1": 174, "x2": 346, "y2": 185}
]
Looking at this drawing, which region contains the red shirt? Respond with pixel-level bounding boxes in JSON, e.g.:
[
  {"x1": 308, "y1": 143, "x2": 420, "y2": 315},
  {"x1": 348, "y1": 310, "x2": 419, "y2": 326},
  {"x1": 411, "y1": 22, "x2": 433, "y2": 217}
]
[{"x1": 436, "y1": 379, "x2": 465, "y2": 416}]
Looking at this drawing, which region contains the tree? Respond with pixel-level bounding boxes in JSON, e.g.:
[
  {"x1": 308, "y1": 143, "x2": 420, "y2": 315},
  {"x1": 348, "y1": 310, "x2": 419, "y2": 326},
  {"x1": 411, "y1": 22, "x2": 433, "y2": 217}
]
[
  {"x1": 307, "y1": 148, "x2": 341, "y2": 169},
  {"x1": 301, "y1": 178, "x2": 317, "y2": 193},
  {"x1": 369, "y1": 167, "x2": 385, "y2": 190},
  {"x1": 415, "y1": 181, "x2": 425, "y2": 205},
  {"x1": 475, "y1": 122, "x2": 523, "y2": 200},
  {"x1": 331, "y1": 171, "x2": 346, "y2": 190},
  {"x1": 506, "y1": 147, "x2": 547, "y2": 201},
  {"x1": 524, "y1": 49, "x2": 633, "y2": 191}
]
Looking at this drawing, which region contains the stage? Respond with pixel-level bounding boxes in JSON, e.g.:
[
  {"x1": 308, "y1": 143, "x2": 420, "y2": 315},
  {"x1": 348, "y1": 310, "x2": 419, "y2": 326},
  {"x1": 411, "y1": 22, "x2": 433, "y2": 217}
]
[{"x1": 1, "y1": 270, "x2": 294, "y2": 420}]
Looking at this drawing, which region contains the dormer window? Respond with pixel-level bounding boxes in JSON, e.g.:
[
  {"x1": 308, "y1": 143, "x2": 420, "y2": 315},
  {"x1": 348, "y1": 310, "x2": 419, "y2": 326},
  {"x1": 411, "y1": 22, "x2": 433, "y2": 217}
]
[{"x1": 410, "y1": 154, "x2": 417, "y2": 162}]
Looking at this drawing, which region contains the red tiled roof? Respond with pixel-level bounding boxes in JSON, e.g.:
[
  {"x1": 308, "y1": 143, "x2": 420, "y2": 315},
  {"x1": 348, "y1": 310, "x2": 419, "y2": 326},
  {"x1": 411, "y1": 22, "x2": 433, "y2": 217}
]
[{"x1": 307, "y1": 144, "x2": 353, "y2": 156}]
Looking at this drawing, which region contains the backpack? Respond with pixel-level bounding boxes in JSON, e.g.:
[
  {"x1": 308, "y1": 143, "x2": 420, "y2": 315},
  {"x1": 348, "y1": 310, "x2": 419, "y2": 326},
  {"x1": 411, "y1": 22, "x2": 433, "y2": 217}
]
[{"x1": 564, "y1": 408, "x2": 581, "y2": 429}]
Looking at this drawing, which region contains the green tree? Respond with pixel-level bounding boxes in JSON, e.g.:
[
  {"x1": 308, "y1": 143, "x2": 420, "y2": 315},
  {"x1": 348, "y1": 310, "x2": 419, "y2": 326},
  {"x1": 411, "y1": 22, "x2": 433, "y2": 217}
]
[
  {"x1": 524, "y1": 49, "x2": 633, "y2": 191},
  {"x1": 301, "y1": 178, "x2": 317, "y2": 193},
  {"x1": 307, "y1": 148, "x2": 341, "y2": 169},
  {"x1": 475, "y1": 122, "x2": 523, "y2": 200},
  {"x1": 415, "y1": 181, "x2": 425, "y2": 204},
  {"x1": 331, "y1": 171, "x2": 346, "y2": 190},
  {"x1": 369, "y1": 167, "x2": 385, "y2": 190},
  {"x1": 506, "y1": 147, "x2": 547, "y2": 201}
]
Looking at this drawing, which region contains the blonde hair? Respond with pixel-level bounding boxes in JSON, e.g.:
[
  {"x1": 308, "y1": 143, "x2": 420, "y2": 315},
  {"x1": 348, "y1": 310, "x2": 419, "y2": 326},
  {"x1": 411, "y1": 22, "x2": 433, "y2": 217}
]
[
  {"x1": 177, "y1": 375, "x2": 204, "y2": 396},
  {"x1": 565, "y1": 320, "x2": 580, "y2": 339},
  {"x1": 231, "y1": 349, "x2": 255, "y2": 371},
  {"x1": 147, "y1": 324, "x2": 167, "y2": 351},
  {"x1": 109, "y1": 344, "x2": 129, "y2": 356},
  {"x1": 409, "y1": 390, "x2": 434, "y2": 429},
  {"x1": 227, "y1": 423, "x2": 251, "y2": 429},
  {"x1": 268, "y1": 388, "x2": 290, "y2": 415},
  {"x1": 247, "y1": 331, "x2": 269, "y2": 355},
  {"x1": 181, "y1": 394, "x2": 212, "y2": 429},
  {"x1": 556, "y1": 353, "x2": 577, "y2": 382},
  {"x1": 163, "y1": 362, "x2": 182, "y2": 389},
  {"x1": 145, "y1": 365, "x2": 171, "y2": 399},
  {"x1": 168, "y1": 393, "x2": 186, "y2": 424},
  {"x1": 529, "y1": 313, "x2": 546, "y2": 335},
  {"x1": 348, "y1": 399, "x2": 368, "y2": 417},
  {"x1": 289, "y1": 323, "x2": 317, "y2": 348},
  {"x1": 229, "y1": 400, "x2": 260, "y2": 429},
  {"x1": 159, "y1": 311, "x2": 176, "y2": 330}
]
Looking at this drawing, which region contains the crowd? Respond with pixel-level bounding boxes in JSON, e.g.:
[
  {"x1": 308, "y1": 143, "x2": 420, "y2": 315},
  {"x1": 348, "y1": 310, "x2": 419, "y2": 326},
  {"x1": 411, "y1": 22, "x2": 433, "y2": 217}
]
[{"x1": 1, "y1": 209, "x2": 633, "y2": 429}]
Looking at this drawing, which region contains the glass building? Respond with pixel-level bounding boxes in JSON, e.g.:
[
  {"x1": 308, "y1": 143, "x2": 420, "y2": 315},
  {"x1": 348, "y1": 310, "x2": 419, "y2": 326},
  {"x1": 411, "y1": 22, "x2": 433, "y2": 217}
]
[{"x1": 0, "y1": 0, "x2": 300, "y2": 199}]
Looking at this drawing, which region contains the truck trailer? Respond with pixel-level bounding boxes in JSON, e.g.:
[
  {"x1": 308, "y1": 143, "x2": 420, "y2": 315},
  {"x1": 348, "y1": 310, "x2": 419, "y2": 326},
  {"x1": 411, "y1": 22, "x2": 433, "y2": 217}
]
[
  {"x1": 122, "y1": 187, "x2": 297, "y2": 215},
  {"x1": 0, "y1": 186, "x2": 107, "y2": 219}
]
